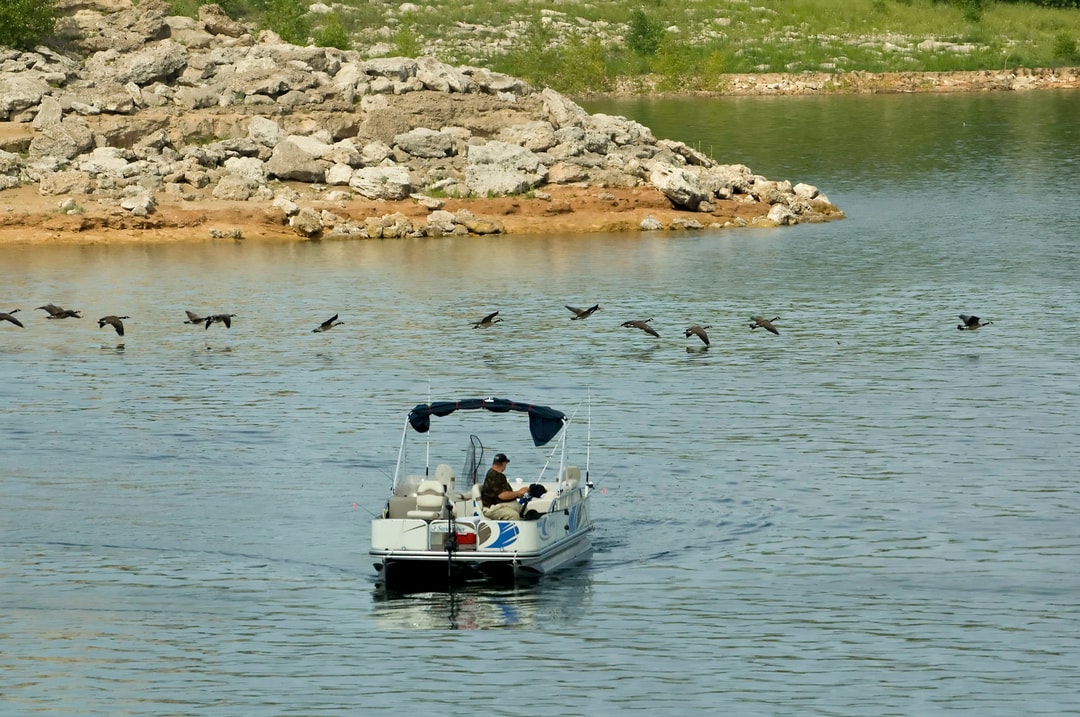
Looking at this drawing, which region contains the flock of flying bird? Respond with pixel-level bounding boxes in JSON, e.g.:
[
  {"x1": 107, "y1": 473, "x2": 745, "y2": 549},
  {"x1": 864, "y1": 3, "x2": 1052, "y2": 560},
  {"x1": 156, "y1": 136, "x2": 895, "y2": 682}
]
[
  {"x1": 0, "y1": 304, "x2": 344, "y2": 338},
  {"x1": 466, "y1": 304, "x2": 777, "y2": 346},
  {"x1": 473, "y1": 305, "x2": 991, "y2": 347},
  {"x1": 0, "y1": 303, "x2": 993, "y2": 345}
]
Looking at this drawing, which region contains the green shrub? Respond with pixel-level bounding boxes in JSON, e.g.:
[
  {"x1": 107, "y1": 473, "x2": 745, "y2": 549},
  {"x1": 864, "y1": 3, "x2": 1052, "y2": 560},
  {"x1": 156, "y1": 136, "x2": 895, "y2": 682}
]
[
  {"x1": 263, "y1": 0, "x2": 310, "y2": 45},
  {"x1": 393, "y1": 15, "x2": 422, "y2": 57},
  {"x1": 1052, "y1": 32, "x2": 1077, "y2": 60},
  {"x1": 961, "y1": 0, "x2": 984, "y2": 22},
  {"x1": 626, "y1": 7, "x2": 664, "y2": 56},
  {"x1": 0, "y1": 0, "x2": 58, "y2": 50},
  {"x1": 315, "y1": 13, "x2": 350, "y2": 50}
]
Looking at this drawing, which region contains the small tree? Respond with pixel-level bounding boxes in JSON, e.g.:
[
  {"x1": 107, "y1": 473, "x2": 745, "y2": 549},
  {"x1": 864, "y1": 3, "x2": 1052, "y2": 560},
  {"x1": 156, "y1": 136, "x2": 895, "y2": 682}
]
[
  {"x1": 315, "y1": 13, "x2": 350, "y2": 51},
  {"x1": 626, "y1": 8, "x2": 664, "y2": 57},
  {"x1": 1053, "y1": 32, "x2": 1078, "y2": 63},
  {"x1": 0, "y1": 0, "x2": 58, "y2": 50},
  {"x1": 264, "y1": 0, "x2": 310, "y2": 45}
]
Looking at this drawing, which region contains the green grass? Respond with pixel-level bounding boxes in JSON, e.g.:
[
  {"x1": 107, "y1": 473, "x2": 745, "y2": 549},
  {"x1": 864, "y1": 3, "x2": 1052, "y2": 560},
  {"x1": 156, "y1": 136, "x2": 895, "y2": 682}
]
[{"x1": 169, "y1": 0, "x2": 1080, "y2": 94}]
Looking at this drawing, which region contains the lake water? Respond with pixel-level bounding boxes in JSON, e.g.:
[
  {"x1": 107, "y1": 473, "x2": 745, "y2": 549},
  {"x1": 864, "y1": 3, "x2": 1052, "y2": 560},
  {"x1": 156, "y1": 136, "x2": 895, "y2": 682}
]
[{"x1": 2, "y1": 90, "x2": 1079, "y2": 715}]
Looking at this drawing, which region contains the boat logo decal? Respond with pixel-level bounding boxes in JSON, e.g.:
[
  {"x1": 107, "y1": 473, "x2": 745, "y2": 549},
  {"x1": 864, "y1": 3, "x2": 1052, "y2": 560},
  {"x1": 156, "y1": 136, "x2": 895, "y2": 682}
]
[{"x1": 489, "y1": 522, "x2": 519, "y2": 548}]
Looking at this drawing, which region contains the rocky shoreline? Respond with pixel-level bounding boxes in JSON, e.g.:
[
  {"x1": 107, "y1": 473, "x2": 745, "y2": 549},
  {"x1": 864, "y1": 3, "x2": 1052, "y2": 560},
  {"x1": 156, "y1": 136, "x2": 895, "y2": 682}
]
[
  {"x1": 1, "y1": 0, "x2": 844, "y2": 244},
  {"x1": 607, "y1": 67, "x2": 1080, "y2": 97},
  {"x1": 1, "y1": 1, "x2": 1074, "y2": 245}
]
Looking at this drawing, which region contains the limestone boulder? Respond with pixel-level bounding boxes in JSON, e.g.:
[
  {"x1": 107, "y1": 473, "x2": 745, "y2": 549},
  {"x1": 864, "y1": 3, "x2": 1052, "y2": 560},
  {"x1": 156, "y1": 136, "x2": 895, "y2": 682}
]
[
  {"x1": 0, "y1": 74, "x2": 51, "y2": 120},
  {"x1": 586, "y1": 113, "x2": 656, "y2": 147},
  {"x1": 120, "y1": 192, "x2": 156, "y2": 216},
  {"x1": 56, "y1": 0, "x2": 171, "y2": 54},
  {"x1": 362, "y1": 57, "x2": 418, "y2": 83},
  {"x1": 498, "y1": 121, "x2": 557, "y2": 152},
  {"x1": 461, "y1": 67, "x2": 530, "y2": 95},
  {"x1": 199, "y1": 3, "x2": 248, "y2": 38},
  {"x1": 290, "y1": 207, "x2": 324, "y2": 238},
  {"x1": 415, "y1": 56, "x2": 475, "y2": 93},
  {"x1": 223, "y1": 156, "x2": 267, "y2": 183},
  {"x1": 38, "y1": 170, "x2": 94, "y2": 196},
  {"x1": 265, "y1": 140, "x2": 326, "y2": 182},
  {"x1": 349, "y1": 166, "x2": 412, "y2": 200},
  {"x1": 767, "y1": 204, "x2": 798, "y2": 226},
  {"x1": 324, "y1": 163, "x2": 353, "y2": 186},
  {"x1": 29, "y1": 118, "x2": 95, "y2": 161},
  {"x1": 212, "y1": 174, "x2": 256, "y2": 200},
  {"x1": 284, "y1": 134, "x2": 332, "y2": 159},
  {"x1": 85, "y1": 40, "x2": 188, "y2": 86},
  {"x1": 465, "y1": 141, "x2": 546, "y2": 196},
  {"x1": 32, "y1": 97, "x2": 64, "y2": 130},
  {"x1": 0, "y1": 150, "x2": 22, "y2": 176},
  {"x1": 77, "y1": 147, "x2": 132, "y2": 176},
  {"x1": 650, "y1": 164, "x2": 710, "y2": 211},
  {"x1": 360, "y1": 140, "x2": 393, "y2": 166},
  {"x1": 393, "y1": 127, "x2": 454, "y2": 159},
  {"x1": 247, "y1": 116, "x2": 281, "y2": 147},
  {"x1": 540, "y1": 88, "x2": 588, "y2": 129}
]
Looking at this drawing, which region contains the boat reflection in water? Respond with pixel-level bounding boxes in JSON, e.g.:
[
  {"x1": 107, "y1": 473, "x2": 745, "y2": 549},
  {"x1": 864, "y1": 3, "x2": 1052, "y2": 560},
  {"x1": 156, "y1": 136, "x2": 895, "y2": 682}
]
[{"x1": 370, "y1": 564, "x2": 594, "y2": 630}]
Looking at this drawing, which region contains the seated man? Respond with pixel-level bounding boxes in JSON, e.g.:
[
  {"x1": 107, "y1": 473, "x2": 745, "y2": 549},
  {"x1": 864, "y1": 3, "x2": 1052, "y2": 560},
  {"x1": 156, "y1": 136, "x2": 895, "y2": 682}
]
[{"x1": 480, "y1": 453, "x2": 528, "y2": 520}]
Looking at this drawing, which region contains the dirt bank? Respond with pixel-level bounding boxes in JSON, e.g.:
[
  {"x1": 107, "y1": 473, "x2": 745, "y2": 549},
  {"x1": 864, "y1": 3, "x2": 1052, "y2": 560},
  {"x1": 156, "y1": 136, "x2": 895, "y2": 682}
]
[{"x1": 0, "y1": 183, "x2": 778, "y2": 245}]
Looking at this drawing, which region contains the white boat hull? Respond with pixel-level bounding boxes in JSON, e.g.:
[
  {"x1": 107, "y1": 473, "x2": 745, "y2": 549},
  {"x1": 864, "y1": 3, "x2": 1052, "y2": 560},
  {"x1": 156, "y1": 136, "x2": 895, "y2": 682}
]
[{"x1": 372, "y1": 494, "x2": 593, "y2": 588}]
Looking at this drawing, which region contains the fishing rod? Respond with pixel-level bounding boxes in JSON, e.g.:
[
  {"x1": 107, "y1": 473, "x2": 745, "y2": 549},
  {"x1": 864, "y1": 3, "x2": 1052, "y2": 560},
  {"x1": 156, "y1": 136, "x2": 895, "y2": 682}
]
[{"x1": 585, "y1": 388, "x2": 593, "y2": 489}]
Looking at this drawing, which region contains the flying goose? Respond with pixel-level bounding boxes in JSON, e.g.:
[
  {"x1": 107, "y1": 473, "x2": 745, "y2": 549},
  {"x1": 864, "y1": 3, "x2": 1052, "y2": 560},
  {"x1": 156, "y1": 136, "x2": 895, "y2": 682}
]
[
  {"x1": 750, "y1": 316, "x2": 780, "y2": 335},
  {"x1": 1, "y1": 309, "x2": 23, "y2": 328},
  {"x1": 957, "y1": 314, "x2": 992, "y2": 330},
  {"x1": 38, "y1": 304, "x2": 82, "y2": 319},
  {"x1": 684, "y1": 324, "x2": 711, "y2": 346},
  {"x1": 98, "y1": 315, "x2": 129, "y2": 336},
  {"x1": 184, "y1": 310, "x2": 208, "y2": 325},
  {"x1": 313, "y1": 314, "x2": 343, "y2": 332},
  {"x1": 472, "y1": 310, "x2": 503, "y2": 328},
  {"x1": 621, "y1": 319, "x2": 659, "y2": 337},
  {"x1": 204, "y1": 313, "x2": 236, "y2": 329},
  {"x1": 566, "y1": 303, "x2": 601, "y2": 320}
]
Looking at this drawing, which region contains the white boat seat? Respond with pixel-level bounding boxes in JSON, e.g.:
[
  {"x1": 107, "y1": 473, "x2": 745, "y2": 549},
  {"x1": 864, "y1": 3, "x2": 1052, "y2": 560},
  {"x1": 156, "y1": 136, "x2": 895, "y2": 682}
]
[
  {"x1": 561, "y1": 466, "x2": 580, "y2": 490},
  {"x1": 523, "y1": 496, "x2": 555, "y2": 515},
  {"x1": 453, "y1": 483, "x2": 482, "y2": 518},
  {"x1": 434, "y1": 463, "x2": 455, "y2": 493},
  {"x1": 406, "y1": 479, "x2": 446, "y2": 520}
]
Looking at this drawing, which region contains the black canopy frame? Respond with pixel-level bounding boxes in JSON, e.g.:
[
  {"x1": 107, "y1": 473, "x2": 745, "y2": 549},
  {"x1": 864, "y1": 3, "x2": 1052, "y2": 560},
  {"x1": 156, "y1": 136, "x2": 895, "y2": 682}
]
[{"x1": 407, "y1": 398, "x2": 567, "y2": 447}]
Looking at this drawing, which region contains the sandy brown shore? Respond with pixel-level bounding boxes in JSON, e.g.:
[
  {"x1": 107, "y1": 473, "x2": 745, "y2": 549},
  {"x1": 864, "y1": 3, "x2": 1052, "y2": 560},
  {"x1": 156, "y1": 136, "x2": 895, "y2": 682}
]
[{"x1": 0, "y1": 182, "x2": 776, "y2": 245}]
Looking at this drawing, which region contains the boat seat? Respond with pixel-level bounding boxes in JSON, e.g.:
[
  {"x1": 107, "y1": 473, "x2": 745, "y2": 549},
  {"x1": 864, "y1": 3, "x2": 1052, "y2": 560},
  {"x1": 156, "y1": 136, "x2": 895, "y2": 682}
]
[
  {"x1": 561, "y1": 466, "x2": 581, "y2": 490},
  {"x1": 387, "y1": 496, "x2": 417, "y2": 519},
  {"x1": 453, "y1": 483, "x2": 482, "y2": 518},
  {"x1": 521, "y1": 482, "x2": 555, "y2": 515},
  {"x1": 434, "y1": 463, "x2": 455, "y2": 493},
  {"x1": 406, "y1": 479, "x2": 446, "y2": 520}
]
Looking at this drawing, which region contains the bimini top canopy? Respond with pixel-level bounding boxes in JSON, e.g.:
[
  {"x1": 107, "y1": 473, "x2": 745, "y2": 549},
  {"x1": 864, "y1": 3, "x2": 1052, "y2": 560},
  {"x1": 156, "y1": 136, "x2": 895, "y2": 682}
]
[{"x1": 408, "y1": 397, "x2": 566, "y2": 446}]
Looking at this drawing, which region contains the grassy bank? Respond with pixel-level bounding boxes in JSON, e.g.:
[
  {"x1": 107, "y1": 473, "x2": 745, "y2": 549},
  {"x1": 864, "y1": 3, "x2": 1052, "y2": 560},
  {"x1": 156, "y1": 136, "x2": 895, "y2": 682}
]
[{"x1": 172, "y1": 0, "x2": 1080, "y2": 95}]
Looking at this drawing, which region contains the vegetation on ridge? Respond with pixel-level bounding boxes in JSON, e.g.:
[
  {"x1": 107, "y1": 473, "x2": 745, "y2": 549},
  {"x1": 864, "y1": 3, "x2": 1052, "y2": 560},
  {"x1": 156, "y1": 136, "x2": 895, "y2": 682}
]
[
  {"x1": 169, "y1": 0, "x2": 1080, "y2": 94},
  {"x1": 3, "y1": 0, "x2": 1078, "y2": 95}
]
